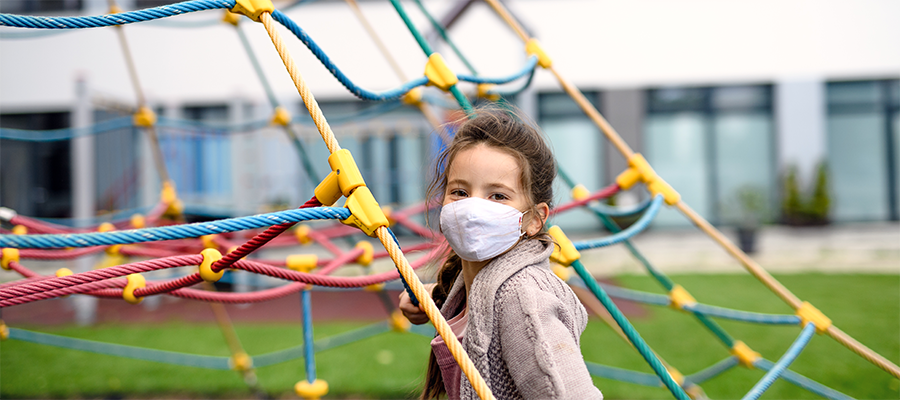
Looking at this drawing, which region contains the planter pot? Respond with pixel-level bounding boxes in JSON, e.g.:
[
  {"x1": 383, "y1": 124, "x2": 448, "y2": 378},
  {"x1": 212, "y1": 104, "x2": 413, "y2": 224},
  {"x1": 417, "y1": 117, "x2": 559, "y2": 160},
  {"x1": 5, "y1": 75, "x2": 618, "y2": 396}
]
[{"x1": 736, "y1": 227, "x2": 757, "y2": 254}]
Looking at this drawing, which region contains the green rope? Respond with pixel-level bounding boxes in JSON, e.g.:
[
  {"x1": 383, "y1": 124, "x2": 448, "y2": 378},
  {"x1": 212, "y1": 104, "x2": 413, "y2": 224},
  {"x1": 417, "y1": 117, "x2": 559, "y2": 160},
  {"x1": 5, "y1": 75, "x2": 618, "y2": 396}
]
[
  {"x1": 570, "y1": 259, "x2": 690, "y2": 400},
  {"x1": 411, "y1": 0, "x2": 478, "y2": 76},
  {"x1": 591, "y1": 210, "x2": 736, "y2": 348},
  {"x1": 388, "y1": 0, "x2": 474, "y2": 116}
]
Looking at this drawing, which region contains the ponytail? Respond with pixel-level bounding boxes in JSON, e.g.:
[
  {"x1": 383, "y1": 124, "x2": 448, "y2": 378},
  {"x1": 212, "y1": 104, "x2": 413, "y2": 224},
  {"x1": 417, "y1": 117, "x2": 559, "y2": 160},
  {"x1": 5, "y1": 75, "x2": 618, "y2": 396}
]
[{"x1": 421, "y1": 252, "x2": 463, "y2": 399}]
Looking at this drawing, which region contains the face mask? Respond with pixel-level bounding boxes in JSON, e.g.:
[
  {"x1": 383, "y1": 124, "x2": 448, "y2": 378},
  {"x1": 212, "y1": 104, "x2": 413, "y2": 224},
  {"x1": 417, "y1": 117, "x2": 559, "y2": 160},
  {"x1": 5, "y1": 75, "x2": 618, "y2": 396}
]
[{"x1": 440, "y1": 197, "x2": 526, "y2": 262}]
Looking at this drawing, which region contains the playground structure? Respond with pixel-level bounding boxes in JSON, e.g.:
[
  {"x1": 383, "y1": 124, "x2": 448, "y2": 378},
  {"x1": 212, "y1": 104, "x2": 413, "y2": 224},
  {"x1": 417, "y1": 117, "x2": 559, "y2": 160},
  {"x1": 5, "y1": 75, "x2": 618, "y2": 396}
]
[{"x1": 0, "y1": 1, "x2": 898, "y2": 399}]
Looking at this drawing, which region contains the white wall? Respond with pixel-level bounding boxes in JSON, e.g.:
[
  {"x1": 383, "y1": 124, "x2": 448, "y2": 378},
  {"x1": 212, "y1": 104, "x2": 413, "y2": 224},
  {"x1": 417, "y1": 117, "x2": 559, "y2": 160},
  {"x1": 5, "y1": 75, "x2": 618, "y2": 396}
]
[{"x1": 2, "y1": 0, "x2": 898, "y2": 110}]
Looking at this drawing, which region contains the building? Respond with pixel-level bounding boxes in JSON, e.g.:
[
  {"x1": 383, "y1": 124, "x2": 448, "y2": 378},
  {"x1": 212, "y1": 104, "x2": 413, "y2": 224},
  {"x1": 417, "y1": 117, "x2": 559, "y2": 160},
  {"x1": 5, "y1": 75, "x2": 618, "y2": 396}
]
[{"x1": 1, "y1": 0, "x2": 898, "y2": 231}]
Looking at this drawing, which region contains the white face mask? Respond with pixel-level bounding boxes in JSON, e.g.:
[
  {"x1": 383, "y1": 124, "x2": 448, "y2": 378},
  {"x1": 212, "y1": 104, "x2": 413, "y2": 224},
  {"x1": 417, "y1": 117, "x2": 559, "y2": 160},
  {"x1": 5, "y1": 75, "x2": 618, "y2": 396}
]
[{"x1": 440, "y1": 197, "x2": 526, "y2": 262}]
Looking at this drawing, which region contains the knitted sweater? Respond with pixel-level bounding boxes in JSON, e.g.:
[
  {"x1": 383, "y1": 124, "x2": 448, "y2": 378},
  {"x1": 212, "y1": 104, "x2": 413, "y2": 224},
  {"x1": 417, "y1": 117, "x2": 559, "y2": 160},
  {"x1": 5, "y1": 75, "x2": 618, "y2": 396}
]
[{"x1": 439, "y1": 239, "x2": 603, "y2": 400}]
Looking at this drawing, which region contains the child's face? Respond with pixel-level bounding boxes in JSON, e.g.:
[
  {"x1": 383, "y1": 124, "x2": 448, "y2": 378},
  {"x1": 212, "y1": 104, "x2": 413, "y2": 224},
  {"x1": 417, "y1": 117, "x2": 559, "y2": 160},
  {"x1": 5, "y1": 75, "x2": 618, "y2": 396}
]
[{"x1": 444, "y1": 144, "x2": 528, "y2": 213}]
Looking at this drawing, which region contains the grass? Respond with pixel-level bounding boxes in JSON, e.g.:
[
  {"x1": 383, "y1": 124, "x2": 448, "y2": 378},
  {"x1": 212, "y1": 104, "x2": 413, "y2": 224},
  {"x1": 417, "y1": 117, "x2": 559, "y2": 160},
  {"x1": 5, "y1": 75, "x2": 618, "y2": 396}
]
[{"x1": 1, "y1": 274, "x2": 898, "y2": 399}]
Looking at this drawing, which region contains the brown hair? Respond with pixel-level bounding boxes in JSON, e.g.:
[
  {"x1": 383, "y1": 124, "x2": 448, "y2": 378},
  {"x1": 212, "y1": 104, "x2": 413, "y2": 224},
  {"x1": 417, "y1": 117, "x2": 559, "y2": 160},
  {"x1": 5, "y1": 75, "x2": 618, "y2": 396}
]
[{"x1": 421, "y1": 105, "x2": 556, "y2": 399}]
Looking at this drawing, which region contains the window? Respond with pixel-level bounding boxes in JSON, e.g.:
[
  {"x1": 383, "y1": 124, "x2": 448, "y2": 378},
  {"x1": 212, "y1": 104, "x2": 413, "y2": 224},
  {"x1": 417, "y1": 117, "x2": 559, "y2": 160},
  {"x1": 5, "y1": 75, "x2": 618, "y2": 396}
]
[
  {"x1": 645, "y1": 85, "x2": 775, "y2": 227},
  {"x1": 93, "y1": 109, "x2": 140, "y2": 213},
  {"x1": 0, "y1": 112, "x2": 73, "y2": 218},
  {"x1": 158, "y1": 104, "x2": 231, "y2": 202},
  {"x1": 538, "y1": 91, "x2": 603, "y2": 231},
  {"x1": 826, "y1": 79, "x2": 900, "y2": 221}
]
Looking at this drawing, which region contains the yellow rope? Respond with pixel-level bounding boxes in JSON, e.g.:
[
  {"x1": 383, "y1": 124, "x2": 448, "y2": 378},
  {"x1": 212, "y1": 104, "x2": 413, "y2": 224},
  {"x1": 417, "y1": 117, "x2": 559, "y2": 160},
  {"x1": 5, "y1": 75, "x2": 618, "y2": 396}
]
[
  {"x1": 259, "y1": 12, "x2": 341, "y2": 154},
  {"x1": 483, "y1": 0, "x2": 900, "y2": 381},
  {"x1": 375, "y1": 227, "x2": 495, "y2": 400},
  {"x1": 256, "y1": 10, "x2": 493, "y2": 396}
]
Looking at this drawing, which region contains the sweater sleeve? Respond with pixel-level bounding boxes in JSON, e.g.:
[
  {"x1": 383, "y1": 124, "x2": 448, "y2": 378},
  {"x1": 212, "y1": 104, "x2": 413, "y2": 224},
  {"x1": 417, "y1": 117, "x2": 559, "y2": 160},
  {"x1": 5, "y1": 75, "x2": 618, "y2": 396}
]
[{"x1": 498, "y1": 277, "x2": 603, "y2": 399}]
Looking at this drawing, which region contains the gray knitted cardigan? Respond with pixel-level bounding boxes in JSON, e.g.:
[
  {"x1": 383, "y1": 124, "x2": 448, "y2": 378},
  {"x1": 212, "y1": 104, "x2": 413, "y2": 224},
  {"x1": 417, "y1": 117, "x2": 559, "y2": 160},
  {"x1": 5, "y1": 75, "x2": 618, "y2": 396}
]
[{"x1": 439, "y1": 239, "x2": 603, "y2": 400}]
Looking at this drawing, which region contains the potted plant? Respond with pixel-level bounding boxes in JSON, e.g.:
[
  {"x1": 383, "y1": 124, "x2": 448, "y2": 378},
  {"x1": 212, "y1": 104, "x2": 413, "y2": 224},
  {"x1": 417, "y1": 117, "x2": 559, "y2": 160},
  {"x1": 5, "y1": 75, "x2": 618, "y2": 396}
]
[
  {"x1": 781, "y1": 162, "x2": 831, "y2": 226},
  {"x1": 732, "y1": 186, "x2": 766, "y2": 254}
]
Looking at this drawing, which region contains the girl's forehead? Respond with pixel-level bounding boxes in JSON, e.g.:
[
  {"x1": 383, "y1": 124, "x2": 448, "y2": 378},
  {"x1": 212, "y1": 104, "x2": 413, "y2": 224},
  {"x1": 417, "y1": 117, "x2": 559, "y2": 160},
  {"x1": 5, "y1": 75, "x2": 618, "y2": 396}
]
[{"x1": 448, "y1": 144, "x2": 521, "y2": 184}]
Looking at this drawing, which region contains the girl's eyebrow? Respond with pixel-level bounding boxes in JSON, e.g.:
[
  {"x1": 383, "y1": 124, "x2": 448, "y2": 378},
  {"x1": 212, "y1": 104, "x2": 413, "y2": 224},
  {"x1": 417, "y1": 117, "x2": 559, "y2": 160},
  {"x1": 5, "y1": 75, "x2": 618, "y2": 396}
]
[
  {"x1": 486, "y1": 183, "x2": 517, "y2": 193},
  {"x1": 447, "y1": 178, "x2": 469, "y2": 186}
]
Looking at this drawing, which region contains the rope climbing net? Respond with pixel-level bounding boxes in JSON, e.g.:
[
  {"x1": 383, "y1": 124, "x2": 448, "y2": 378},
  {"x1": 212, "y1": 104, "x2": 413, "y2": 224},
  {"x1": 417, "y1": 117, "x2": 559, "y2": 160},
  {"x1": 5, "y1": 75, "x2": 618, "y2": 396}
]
[{"x1": 0, "y1": 1, "x2": 897, "y2": 399}]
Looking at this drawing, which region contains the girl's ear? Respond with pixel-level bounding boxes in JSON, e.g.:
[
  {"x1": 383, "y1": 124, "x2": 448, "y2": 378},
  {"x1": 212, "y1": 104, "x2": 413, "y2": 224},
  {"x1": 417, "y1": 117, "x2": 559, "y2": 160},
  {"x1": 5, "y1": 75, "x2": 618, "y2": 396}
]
[{"x1": 525, "y1": 202, "x2": 550, "y2": 237}]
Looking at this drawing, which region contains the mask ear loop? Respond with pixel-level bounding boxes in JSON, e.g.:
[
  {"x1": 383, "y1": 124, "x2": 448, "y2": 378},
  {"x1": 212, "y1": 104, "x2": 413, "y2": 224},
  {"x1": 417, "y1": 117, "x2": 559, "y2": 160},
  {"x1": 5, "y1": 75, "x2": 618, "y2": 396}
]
[{"x1": 519, "y1": 210, "x2": 530, "y2": 237}]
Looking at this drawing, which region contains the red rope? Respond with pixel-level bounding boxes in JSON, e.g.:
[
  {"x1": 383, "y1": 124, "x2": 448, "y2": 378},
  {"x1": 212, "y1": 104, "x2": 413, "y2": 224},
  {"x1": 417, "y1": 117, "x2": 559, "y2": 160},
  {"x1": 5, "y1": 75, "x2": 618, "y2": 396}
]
[
  {"x1": 551, "y1": 183, "x2": 621, "y2": 215},
  {"x1": 20, "y1": 247, "x2": 107, "y2": 260}
]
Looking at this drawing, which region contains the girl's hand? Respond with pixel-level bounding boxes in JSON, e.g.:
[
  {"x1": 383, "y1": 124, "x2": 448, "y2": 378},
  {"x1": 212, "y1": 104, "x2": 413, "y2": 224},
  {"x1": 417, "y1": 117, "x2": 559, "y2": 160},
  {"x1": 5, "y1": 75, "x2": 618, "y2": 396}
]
[{"x1": 399, "y1": 283, "x2": 436, "y2": 325}]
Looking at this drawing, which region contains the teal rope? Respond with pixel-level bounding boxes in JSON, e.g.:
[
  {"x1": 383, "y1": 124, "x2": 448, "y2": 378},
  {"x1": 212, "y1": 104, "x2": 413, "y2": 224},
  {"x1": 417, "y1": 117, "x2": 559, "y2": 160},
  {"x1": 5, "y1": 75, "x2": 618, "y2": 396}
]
[
  {"x1": 754, "y1": 359, "x2": 854, "y2": 400},
  {"x1": 584, "y1": 361, "x2": 664, "y2": 387},
  {"x1": 570, "y1": 259, "x2": 690, "y2": 399},
  {"x1": 234, "y1": 23, "x2": 320, "y2": 186},
  {"x1": 388, "y1": 0, "x2": 474, "y2": 115},
  {"x1": 411, "y1": 0, "x2": 478, "y2": 75},
  {"x1": 685, "y1": 357, "x2": 739, "y2": 385}
]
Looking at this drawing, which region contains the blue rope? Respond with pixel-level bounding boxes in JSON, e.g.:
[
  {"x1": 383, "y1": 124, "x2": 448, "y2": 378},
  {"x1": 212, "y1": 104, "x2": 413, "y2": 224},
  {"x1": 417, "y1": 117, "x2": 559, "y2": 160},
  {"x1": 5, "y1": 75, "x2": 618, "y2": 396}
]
[
  {"x1": 584, "y1": 361, "x2": 664, "y2": 387},
  {"x1": 457, "y1": 56, "x2": 538, "y2": 85},
  {"x1": 8, "y1": 328, "x2": 231, "y2": 369},
  {"x1": 0, "y1": 0, "x2": 235, "y2": 29},
  {"x1": 270, "y1": 9, "x2": 428, "y2": 102},
  {"x1": 493, "y1": 62, "x2": 538, "y2": 98},
  {"x1": 574, "y1": 195, "x2": 663, "y2": 251},
  {"x1": 0, "y1": 207, "x2": 350, "y2": 248},
  {"x1": 754, "y1": 359, "x2": 855, "y2": 400},
  {"x1": 0, "y1": 117, "x2": 134, "y2": 142},
  {"x1": 743, "y1": 323, "x2": 817, "y2": 400},
  {"x1": 588, "y1": 197, "x2": 654, "y2": 217},
  {"x1": 683, "y1": 304, "x2": 802, "y2": 325},
  {"x1": 685, "y1": 357, "x2": 739, "y2": 385},
  {"x1": 301, "y1": 288, "x2": 316, "y2": 382}
]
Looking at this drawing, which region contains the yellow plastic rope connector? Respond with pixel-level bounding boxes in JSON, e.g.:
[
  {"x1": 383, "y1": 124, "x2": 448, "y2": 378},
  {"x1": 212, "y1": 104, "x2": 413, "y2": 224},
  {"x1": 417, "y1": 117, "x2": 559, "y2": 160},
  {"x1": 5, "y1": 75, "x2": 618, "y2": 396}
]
[
  {"x1": 222, "y1": 9, "x2": 241, "y2": 26},
  {"x1": 796, "y1": 301, "x2": 832, "y2": 334},
  {"x1": 341, "y1": 187, "x2": 389, "y2": 237},
  {"x1": 0, "y1": 320, "x2": 8, "y2": 340},
  {"x1": 56, "y1": 268, "x2": 73, "y2": 277},
  {"x1": 130, "y1": 214, "x2": 145, "y2": 229},
  {"x1": 286, "y1": 254, "x2": 317, "y2": 273},
  {"x1": 389, "y1": 309, "x2": 411, "y2": 332},
  {"x1": 271, "y1": 106, "x2": 292, "y2": 126},
  {"x1": 295, "y1": 378, "x2": 329, "y2": 400},
  {"x1": 230, "y1": 352, "x2": 253, "y2": 371},
  {"x1": 525, "y1": 38, "x2": 552, "y2": 69},
  {"x1": 548, "y1": 226, "x2": 581, "y2": 266},
  {"x1": 667, "y1": 367, "x2": 685, "y2": 386},
  {"x1": 552, "y1": 264, "x2": 570, "y2": 281},
  {"x1": 364, "y1": 283, "x2": 385, "y2": 292},
  {"x1": 122, "y1": 273, "x2": 146, "y2": 304},
  {"x1": 424, "y1": 53, "x2": 458, "y2": 91},
  {"x1": 314, "y1": 149, "x2": 365, "y2": 206},
  {"x1": 477, "y1": 83, "x2": 501, "y2": 101},
  {"x1": 106, "y1": 244, "x2": 122, "y2": 256},
  {"x1": 730, "y1": 340, "x2": 761, "y2": 368},
  {"x1": 199, "y1": 248, "x2": 224, "y2": 282},
  {"x1": 108, "y1": 4, "x2": 123, "y2": 14},
  {"x1": 571, "y1": 184, "x2": 591, "y2": 201},
  {"x1": 1, "y1": 248, "x2": 20, "y2": 270},
  {"x1": 615, "y1": 153, "x2": 681, "y2": 205},
  {"x1": 381, "y1": 206, "x2": 396, "y2": 227},
  {"x1": 161, "y1": 181, "x2": 177, "y2": 205},
  {"x1": 355, "y1": 241, "x2": 374, "y2": 266},
  {"x1": 668, "y1": 284, "x2": 697, "y2": 310},
  {"x1": 402, "y1": 87, "x2": 422, "y2": 106},
  {"x1": 231, "y1": 0, "x2": 274, "y2": 22},
  {"x1": 133, "y1": 106, "x2": 157, "y2": 127},
  {"x1": 201, "y1": 234, "x2": 218, "y2": 249},
  {"x1": 295, "y1": 225, "x2": 313, "y2": 245},
  {"x1": 98, "y1": 222, "x2": 115, "y2": 233},
  {"x1": 11, "y1": 225, "x2": 27, "y2": 235}
]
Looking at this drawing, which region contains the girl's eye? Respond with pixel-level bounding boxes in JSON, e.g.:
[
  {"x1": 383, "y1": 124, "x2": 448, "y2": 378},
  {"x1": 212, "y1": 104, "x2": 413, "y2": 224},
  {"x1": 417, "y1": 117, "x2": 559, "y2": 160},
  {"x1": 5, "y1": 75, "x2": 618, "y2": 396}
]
[
  {"x1": 489, "y1": 193, "x2": 509, "y2": 201},
  {"x1": 449, "y1": 189, "x2": 468, "y2": 197}
]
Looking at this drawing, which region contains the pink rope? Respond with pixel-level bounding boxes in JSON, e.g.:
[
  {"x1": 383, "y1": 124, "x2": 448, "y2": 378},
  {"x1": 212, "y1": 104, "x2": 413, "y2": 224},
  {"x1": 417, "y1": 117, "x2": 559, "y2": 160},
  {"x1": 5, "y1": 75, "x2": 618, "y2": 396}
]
[{"x1": 551, "y1": 183, "x2": 621, "y2": 215}]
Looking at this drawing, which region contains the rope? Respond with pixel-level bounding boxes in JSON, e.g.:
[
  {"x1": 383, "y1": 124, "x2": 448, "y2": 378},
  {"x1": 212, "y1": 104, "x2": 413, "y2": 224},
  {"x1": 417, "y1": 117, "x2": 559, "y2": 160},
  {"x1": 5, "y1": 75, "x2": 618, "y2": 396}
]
[
  {"x1": 683, "y1": 304, "x2": 802, "y2": 325},
  {"x1": 0, "y1": 0, "x2": 236, "y2": 29},
  {"x1": 685, "y1": 357, "x2": 739, "y2": 385},
  {"x1": 754, "y1": 359, "x2": 855, "y2": 400},
  {"x1": 570, "y1": 259, "x2": 690, "y2": 400},
  {"x1": 269, "y1": 10, "x2": 428, "y2": 102},
  {"x1": 374, "y1": 227, "x2": 494, "y2": 400},
  {"x1": 743, "y1": 323, "x2": 817, "y2": 400},
  {"x1": 0, "y1": 207, "x2": 349, "y2": 248},
  {"x1": 573, "y1": 195, "x2": 663, "y2": 251},
  {"x1": 584, "y1": 361, "x2": 664, "y2": 387},
  {"x1": 260, "y1": 11, "x2": 340, "y2": 154},
  {"x1": 457, "y1": 56, "x2": 537, "y2": 85}
]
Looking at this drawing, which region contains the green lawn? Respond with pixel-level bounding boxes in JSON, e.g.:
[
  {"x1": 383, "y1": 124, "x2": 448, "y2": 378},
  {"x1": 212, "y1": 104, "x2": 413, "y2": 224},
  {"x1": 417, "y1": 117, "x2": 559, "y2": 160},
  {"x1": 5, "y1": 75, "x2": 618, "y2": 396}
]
[{"x1": 1, "y1": 274, "x2": 898, "y2": 399}]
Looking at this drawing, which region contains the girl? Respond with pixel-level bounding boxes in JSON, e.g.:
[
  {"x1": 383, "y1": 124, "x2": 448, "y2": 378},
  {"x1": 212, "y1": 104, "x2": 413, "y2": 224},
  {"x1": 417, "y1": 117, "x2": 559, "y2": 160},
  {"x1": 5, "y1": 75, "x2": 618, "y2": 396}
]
[{"x1": 400, "y1": 107, "x2": 602, "y2": 399}]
